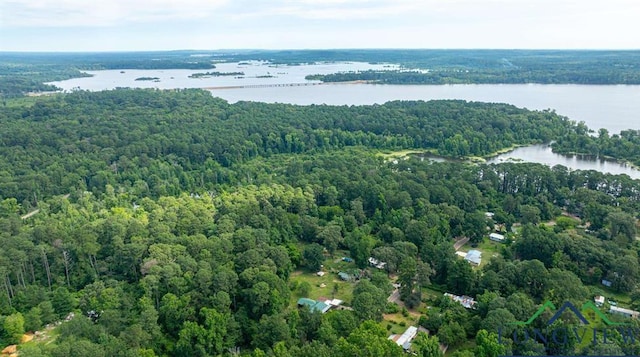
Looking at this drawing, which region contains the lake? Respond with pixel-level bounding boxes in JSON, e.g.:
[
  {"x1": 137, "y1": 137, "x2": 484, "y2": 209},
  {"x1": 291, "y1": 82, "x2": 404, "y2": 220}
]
[
  {"x1": 48, "y1": 61, "x2": 640, "y2": 178},
  {"x1": 487, "y1": 144, "x2": 640, "y2": 180},
  {"x1": 48, "y1": 61, "x2": 640, "y2": 134},
  {"x1": 48, "y1": 61, "x2": 399, "y2": 91}
]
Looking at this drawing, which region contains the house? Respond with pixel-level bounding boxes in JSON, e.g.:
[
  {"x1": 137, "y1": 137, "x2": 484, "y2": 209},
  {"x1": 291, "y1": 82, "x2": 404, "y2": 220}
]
[
  {"x1": 388, "y1": 326, "x2": 418, "y2": 350},
  {"x1": 318, "y1": 297, "x2": 343, "y2": 307},
  {"x1": 489, "y1": 233, "x2": 505, "y2": 243},
  {"x1": 609, "y1": 306, "x2": 640, "y2": 319},
  {"x1": 444, "y1": 293, "x2": 477, "y2": 309},
  {"x1": 464, "y1": 250, "x2": 482, "y2": 266},
  {"x1": 368, "y1": 257, "x2": 387, "y2": 269},
  {"x1": 297, "y1": 298, "x2": 331, "y2": 314},
  {"x1": 594, "y1": 296, "x2": 605, "y2": 307},
  {"x1": 313, "y1": 301, "x2": 331, "y2": 313}
]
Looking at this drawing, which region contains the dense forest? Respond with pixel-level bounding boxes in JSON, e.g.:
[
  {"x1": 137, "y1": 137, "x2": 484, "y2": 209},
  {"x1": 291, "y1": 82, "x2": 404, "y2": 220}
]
[
  {"x1": 0, "y1": 89, "x2": 577, "y2": 207},
  {"x1": 1, "y1": 89, "x2": 640, "y2": 356},
  {"x1": 305, "y1": 66, "x2": 640, "y2": 85},
  {"x1": 3, "y1": 50, "x2": 640, "y2": 97}
]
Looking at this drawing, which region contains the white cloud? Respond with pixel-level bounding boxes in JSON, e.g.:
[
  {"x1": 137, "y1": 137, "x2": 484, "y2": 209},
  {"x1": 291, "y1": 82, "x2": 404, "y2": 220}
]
[
  {"x1": 2, "y1": 0, "x2": 640, "y2": 50},
  {"x1": 221, "y1": 0, "x2": 435, "y2": 24},
  {"x1": 1, "y1": 0, "x2": 229, "y2": 27},
  {"x1": 235, "y1": 4, "x2": 421, "y2": 21}
]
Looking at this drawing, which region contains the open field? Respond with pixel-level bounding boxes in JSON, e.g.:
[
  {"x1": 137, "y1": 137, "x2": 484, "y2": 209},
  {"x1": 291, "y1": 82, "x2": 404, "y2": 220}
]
[
  {"x1": 288, "y1": 253, "x2": 358, "y2": 307},
  {"x1": 381, "y1": 312, "x2": 420, "y2": 335},
  {"x1": 376, "y1": 149, "x2": 434, "y2": 160}
]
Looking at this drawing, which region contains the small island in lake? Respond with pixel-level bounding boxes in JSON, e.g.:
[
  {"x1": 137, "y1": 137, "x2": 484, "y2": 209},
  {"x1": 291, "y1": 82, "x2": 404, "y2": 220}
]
[
  {"x1": 134, "y1": 77, "x2": 160, "y2": 81},
  {"x1": 188, "y1": 71, "x2": 245, "y2": 78}
]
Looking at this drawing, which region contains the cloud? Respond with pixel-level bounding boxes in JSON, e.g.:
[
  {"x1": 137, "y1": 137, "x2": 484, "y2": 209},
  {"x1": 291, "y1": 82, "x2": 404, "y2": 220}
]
[
  {"x1": 1, "y1": 0, "x2": 229, "y2": 27},
  {"x1": 233, "y1": 0, "x2": 425, "y2": 21},
  {"x1": 2, "y1": 0, "x2": 639, "y2": 50}
]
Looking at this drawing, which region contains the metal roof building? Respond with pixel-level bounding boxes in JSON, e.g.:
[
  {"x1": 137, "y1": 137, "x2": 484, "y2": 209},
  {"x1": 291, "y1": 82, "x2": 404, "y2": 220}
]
[
  {"x1": 297, "y1": 298, "x2": 331, "y2": 313},
  {"x1": 388, "y1": 326, "x2": 418, "y2": 349},
  {"x1": 464, "y1": 250, "x2": 482, "y2": 266}
]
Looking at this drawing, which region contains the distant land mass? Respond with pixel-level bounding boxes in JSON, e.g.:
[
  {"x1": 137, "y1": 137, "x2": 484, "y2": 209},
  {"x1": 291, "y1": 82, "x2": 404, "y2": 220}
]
[
  {"x1": 188, "y1": 71, "x2": 245, "y2": 78},
  {"x1": 2, "y1": 49, "x2": 640, "y2": 96}
]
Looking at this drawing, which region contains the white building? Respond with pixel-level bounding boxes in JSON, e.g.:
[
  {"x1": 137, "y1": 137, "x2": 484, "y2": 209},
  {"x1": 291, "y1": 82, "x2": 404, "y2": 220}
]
[
  {"x1": 489, "y1": 233, "x2": 505, "y2": 243},
  {"x1": 368, "y1": 257, "x2": 387, "y2": 269},
  {"x1": 464, "y1": 250, "x2": 482, "y2": 266},
  {"x1": 388, "y1": 326, "x2": 418, "y2": 349},
  {"x1": 594, "y1": 296, "x2": 605, "y2": 307},
  {"x1": 610, "y1": 306, "x2": 640, "y2": 319}
]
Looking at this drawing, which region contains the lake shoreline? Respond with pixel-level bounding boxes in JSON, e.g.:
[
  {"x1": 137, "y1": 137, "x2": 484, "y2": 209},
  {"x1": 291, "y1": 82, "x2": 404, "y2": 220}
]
[
  {"x1": 383, "y1": 143, "x2": 640, "y2": 179},
  {"x1": 486, "y1": 144, "x2": 640, "y2": 179}
]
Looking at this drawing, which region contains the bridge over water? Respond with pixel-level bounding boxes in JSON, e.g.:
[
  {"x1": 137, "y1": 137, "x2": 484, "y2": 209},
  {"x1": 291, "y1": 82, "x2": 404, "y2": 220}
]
[{"x1": 203, "y1": 82, "x2": 325, "y2": 90}]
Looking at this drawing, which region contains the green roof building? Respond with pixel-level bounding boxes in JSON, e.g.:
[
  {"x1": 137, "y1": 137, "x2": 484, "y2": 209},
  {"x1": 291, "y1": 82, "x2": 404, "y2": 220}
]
[{"x1": 297, "y1": 298, "x2": 331, "y2": 313}]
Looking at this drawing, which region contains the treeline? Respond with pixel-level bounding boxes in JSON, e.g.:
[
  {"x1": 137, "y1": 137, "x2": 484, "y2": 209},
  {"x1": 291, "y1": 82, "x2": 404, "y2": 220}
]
[
  {"x1": 553, "y1": 127, "x2": 640, "y2": 166},
  {"x1": 189, "y1": 72, "x2": 244, "y2": 78},
  {"x1": 0, "y1": 88, "x2": 576, "y2": 206},
  {"x1": 307, "y1": 68, "x2": 640, "y2": 85},
  {"x1": 0, "y1": 64, "x2": 91, "y2": 98},
  {"x1": 224, "y1": 49, "x2": 640, "y2": 70},
  {"x1": 230, "y1": 49, "x2": 640, "y2": 84}
]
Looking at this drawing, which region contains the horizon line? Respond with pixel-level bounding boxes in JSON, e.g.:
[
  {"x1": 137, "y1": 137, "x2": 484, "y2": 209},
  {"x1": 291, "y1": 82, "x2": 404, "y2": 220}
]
[{"x1": 2, "y1": 48, "x2": 640, "y2": 54}]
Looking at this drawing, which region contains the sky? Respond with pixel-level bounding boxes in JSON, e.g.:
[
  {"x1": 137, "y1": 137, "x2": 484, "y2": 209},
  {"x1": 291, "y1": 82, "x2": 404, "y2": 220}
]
[{"x1": 1, "y1": 0, "x2": 639, "y2": 51}]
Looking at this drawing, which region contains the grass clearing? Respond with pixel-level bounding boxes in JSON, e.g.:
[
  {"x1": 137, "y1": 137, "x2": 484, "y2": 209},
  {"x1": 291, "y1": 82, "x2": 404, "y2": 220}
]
[
  {"x1": 422, "y1": 286, "x2": 445, "y2": 304},
  {"x1": 289, "y1": 254, "x2": 358, "y2": 308},
  {"x1": 588, "y1": 285, "x2": 632, "y2": 307},
  {"x1": 376, "y1": 149, "x2": 435, "y2": 160},
  {"x1": 382, "y1": 312, "x2": 420, "y2": 335}
]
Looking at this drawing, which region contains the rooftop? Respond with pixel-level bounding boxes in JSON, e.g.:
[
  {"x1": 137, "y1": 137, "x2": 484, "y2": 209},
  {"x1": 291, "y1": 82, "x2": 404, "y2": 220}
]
[
  {"x1": 445, "y1": 293, "x2": 477, "y2": 309},
  {"x1": 368, "y1": 257, "x2": 387, "y2": 269},
  {"x1": 297, "y1": 297, "x2": 332, "y2": 313},
  {"x1": 464, "y1": 250, "x2": 482, "y2": 265},
  {"x1": 388, "y1": 326, "x2": 418, "y2": 347},
  {"x1": 610, "y1": 305, "x2": 640, "y2": 317}
]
